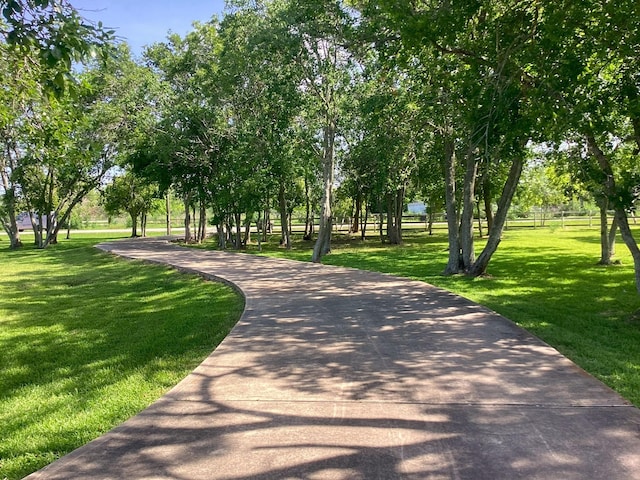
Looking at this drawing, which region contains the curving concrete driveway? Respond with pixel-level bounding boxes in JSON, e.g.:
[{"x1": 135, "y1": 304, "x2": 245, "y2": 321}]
[{"x1": 28, "y1": 237, "x2": 640, "y2": 479}]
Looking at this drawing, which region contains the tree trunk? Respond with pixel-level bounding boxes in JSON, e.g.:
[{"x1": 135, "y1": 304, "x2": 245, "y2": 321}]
[
  {"x1": 361, "y1": 201, "x2": 369, "y2": 240},
  {"x1": 32, "y1": 212, "x2": 43, "y2": 248},
  {"x1": 0, "y1": 149, "x2": 22, "y2": 250},
  {"x1": 386, "y1": 194, "x2": 395, "y2": 243},
  {"x1": 615, "y1": 208, "x2": 640, "y2": 294},
  {"x1": 278, "y1": 182, "x2": 291, "y2": 250},
  {"x1": 243, "y1": 213, "x2": 252, "y2": 246},
  {"x1": 141, "y1": 212, "x2": 147, "y2": 237},
  {"x1": 257, "y1": 210, "x2": 262, "y2": 251},
  {"x1": 166, "y1": 190, "x2": 172, "y2": 236},
  {"x1": 598, "y1": 199, "x2": 613, "y2": 265},
  {"x1": 130, "y1": 212, "x2": 138, "y2": 238},
  {"x1": 311, "y1": 120, "x2": 335, "y2": 263},
  {"x1": 1, "y1": 207, "x2": 22, "y2": 249},
  {"x1": 427, "y1": 203, "x2": 435, "y2": 235},
  {"x1": 443, "y1": 137, "x2": 461, "y2": 274},
  {"x1": 217, "y1": 219, "x2": 226, "y2": 249},
  {"x1": 351, "y1": 190, "x2": 362, "y2": 234},
  {"x1": 198, "y1": 202, "x2": 207, "y2": 243},
  {"x1": 587, "y1": 134, "x2": 640, "y2": 293},
  {"x1": 184, "y1": 194, "x2": 192, "y2": 243},
  {"x1": 467, "y1": 156, "x2": 524, "y2": 277},
  {"x1": 483, "y1": 175, "x2": 494, "y2": 232},
  {"x1": 235, "y1": 212, "x2": 242, "y2": 249},
  {"x1": 386, "y1": 188, "x2": 405, "y2": 245},
  {"x1": 460, "y1": 147, "x2": 478, "y2": 270},
  {"x1": 609, "y1": 216, "x2": 618, "y2": 257},
  {"x1": 263, "y1": 208, "x2": 270, "y2": 241},
  {"x1": 304, "y1": 176, "x2": 312, "y2": 239}
]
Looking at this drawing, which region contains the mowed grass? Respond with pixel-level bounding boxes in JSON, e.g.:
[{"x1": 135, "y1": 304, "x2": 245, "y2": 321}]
[
  {"x1": 0, "y1": 235, "x2": 244, "y2": 480},
  {"x1": 206, "y1": 225, "x2": 640, "y2": 406}
]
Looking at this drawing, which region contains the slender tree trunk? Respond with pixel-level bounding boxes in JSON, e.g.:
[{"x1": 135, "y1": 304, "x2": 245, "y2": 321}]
[
  {"x1": 598, "y1": 200, "x2": 613, "y2": 265},
  {"x1": 141, "y1": 212, "x2": 147, "y2": 237},
  {"x1": 278, "y1": 182, "x2": 291, "y2": 250},
  {"x1": 243, "y1": 213, "x2": 252, "y2": 246},
  {"x1": 184, "y1": 194, "x2": 192, "y2": 243},
  {"x1": 386, "y1": 188, "x2": 405, "y2": 245},
  {"x1": 477, "y1": 202, "x2": 483, "y2": 238},
  {"x1": 33, "y1": 213, "x2": 43, "y2": 248},
  {"x1": 443, "y1": 137, "x2": 461, "y2": 274},
  {"x1": 386, "y1": 194, "x2": 395, "y2": 243},
  {"x1": 235, "y1": 212, "x2": 242, "y2": 249},
  {"x1": 361, "y1": 201, "x2": 369, "y2": 240},
  {"x1": 166, "y1": 190, "x2": 172, "y2": 236},
  {"x1": 427, "y1": 203, "x2": 435, "y2": 235},
  {"x1": 304, "y1": 176, "x2": 312, "y2": 239},
  {"x1": 289, "y1": 208, "x2": 293, "y2": 239},
  {"x1": 217, "y1": 218, "x2": 226, "y2": 249},
  {"x1": 311, "y1": 120, "x2": 335, "y2": 263},
  {"x1": 257, "y1": 210, "x2": 262, "y2": 252},
  {"x1": 1, "y1": 152, "x2": 22, "y2": 248},
  {"x1": 352, "y1": 190, "x2": 362, "y2": 234},
  {"x1": 263, "y1": 208, "x2": 270, "y2": 241},
  {"x1": 468, "y1": 156, "x2": 524, "y2": 277},
  {"x1": 2, "y1": 211, "x2": 22, "y2": 249},
  {"x1": 483, "y1": 175, "x2": 494, "y2": 232},
  {"x1": 609, "y1": 216, "x2": 618, "y2": 257},
  {"x1": 200, "y1": 202, "x2": 207, "y2": 243},
  {"x1": 460, "y1": 147, "x2": 479, "y2": 270},
  {"x1": 130, "y1": 212, "x2": 138, "y2": 237}
]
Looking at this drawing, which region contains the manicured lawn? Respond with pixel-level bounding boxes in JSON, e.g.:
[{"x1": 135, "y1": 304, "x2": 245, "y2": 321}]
[
  {"x1": 0, "y1": 235, "x2": 244, "y2": 480},
  {"x1": 200, "y1": 226, "x2": 640, "y2": 407}
]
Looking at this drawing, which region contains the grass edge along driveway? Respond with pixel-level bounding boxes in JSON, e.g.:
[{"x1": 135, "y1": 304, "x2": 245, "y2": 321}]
[{"x1": 0, "y1": 236, "x2": 244, "y2": 480}]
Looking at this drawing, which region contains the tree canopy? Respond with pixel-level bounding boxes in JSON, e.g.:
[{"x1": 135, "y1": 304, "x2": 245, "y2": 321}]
[{"x1": 3, "y1": 0, "x2": 640, "y2": 293}]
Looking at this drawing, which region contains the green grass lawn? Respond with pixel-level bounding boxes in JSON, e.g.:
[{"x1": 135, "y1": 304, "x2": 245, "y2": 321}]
[
  {"x1": 0, "y1": 235, "x2": 244, "y2": 480},
  {"x1": 199, "y1": 226, "x2": 640, "y2": 407}
]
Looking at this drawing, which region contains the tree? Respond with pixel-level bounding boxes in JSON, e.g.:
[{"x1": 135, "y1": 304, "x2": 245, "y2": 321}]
[
  {"x1": 101, "y1": 171, "x2": 158, "y2": 237},
  {"x1": 263, "y1": 0, "x2": 355, "y2": 262},
  {"x1": 144, "y1": 22, "x2": 228, "y2": 244},
  {"x1": 0, "y1": 39, "x2": 41, "y2": 248},
  {"x1": 8, "y1": 47, "x2": 155, "y2": 248},
  {"x1": 528, "y1": 0, "x2": 640, "y2": 291}
]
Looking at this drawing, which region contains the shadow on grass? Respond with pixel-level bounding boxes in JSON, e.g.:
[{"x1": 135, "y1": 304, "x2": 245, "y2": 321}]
[{"x1": 0, "y1": 243, "x2": 242, "y2": 479}]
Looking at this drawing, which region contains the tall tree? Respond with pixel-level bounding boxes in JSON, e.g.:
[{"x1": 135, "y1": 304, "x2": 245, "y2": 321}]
[
  {"x1": 102, "y1": 171, "x2": 158, "y2": 237},
  {"x1": 266, "y1": 0, "x2": 355, "y2": 262}
]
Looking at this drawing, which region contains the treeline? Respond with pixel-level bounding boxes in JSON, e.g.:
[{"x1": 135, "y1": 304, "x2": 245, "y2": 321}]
[{"x1": 1, "y1": 0, "x2": 640, "y2": 291}]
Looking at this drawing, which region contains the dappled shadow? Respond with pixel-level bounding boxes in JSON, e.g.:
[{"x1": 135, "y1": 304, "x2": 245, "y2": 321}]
[
  {"x1": 1, "y1": 242, "x2": 242, "y2": 478},
  {"x1": 27, "y1": 238, "x2": 640, "y2": 479},
  {"x1": 27, "y1": 395, "x2": 640, "y2": 479}
]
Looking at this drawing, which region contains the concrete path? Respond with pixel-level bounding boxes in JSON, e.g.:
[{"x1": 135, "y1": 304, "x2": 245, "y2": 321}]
[{"x1": 28, "y1": 237, "x2": 640, "y2": 479}]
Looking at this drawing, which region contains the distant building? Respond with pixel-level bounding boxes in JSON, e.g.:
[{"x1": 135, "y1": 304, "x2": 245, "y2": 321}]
[
  {"x1": 407, "y1": 201, "x2": 426, "y2": 215},
  {"x1": 16, "y1": 212, "x2": 49, "y2": 231}
]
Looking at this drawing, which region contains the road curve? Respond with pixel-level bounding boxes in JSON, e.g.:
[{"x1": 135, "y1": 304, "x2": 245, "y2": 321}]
[{"x1": 27, "y1": 237, "x2": 640, "y2": 479}]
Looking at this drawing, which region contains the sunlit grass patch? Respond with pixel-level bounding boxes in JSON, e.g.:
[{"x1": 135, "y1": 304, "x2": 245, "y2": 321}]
[{"x1": 0, "y1": 235, "x2": 243, "y2": 479}]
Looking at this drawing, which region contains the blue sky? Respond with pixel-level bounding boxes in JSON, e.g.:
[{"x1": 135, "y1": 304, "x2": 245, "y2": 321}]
[{"x1": 72, "y1": 0, "x2": 227, "y2": 56}]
